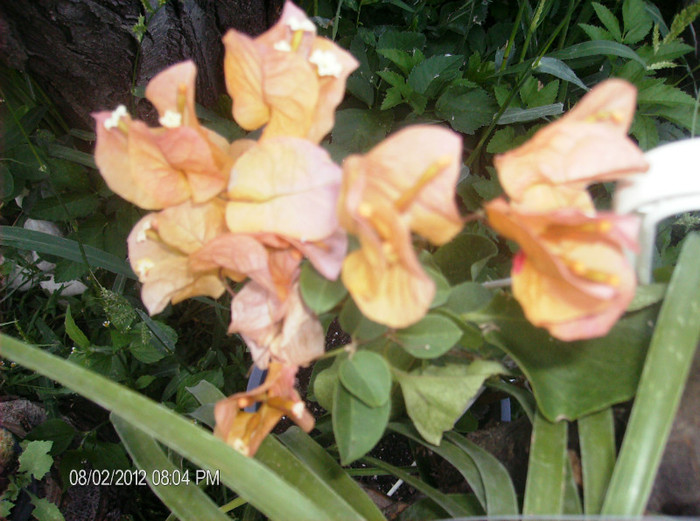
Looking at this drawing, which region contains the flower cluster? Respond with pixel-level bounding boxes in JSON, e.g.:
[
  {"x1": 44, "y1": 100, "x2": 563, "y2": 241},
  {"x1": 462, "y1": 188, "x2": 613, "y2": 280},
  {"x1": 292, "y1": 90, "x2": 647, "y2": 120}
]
[
  {"x1": 485, "y1": 80, "x2": 648, "y2": 341},
  {"x1": 94, "y1": 0, "x2": 648, "y2": 456},
  {"x1": 93, "y1": 1, "x2": 463, "y2": 456}
]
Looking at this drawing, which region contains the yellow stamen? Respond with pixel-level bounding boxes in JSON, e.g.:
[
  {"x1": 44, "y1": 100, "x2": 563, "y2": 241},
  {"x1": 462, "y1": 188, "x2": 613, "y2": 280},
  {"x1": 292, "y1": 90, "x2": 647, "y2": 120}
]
[
  {"x1": 584, "y1": 110, "x2": 624, "y2": 124},
  {"x1": 394, "y1": 156, "x2": 452, "y2": 212},
  {"x1": 564, "y1": 259, "x2": 619, "y2": 286},
  {"x1": 291, "y1": 30, "x2": 304, "y2": 52},
  {"x1": 176, "y1": 85, "x2": 187, "y2": 115}
]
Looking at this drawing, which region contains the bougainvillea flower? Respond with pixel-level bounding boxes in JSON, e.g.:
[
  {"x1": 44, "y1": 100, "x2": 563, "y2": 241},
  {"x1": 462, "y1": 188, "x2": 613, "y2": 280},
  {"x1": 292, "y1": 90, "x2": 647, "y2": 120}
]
[
  {"x1": 94, "y1": 62, "x2": 234, "y2": 209},
  {"x1": 215, "y1": 362, "x2": 314, "y2": 457},
  {"x1": 222, "y1": 1, "x2": 358, "y2": 142},
  {"x1": 495, "y1": 79, "x2": 648, "y2": 213},
  {"x1": 226, "y1": 137, "x2": 343, "y2": 242},
  {"x1": 338, "y1": 126, "x2": 463, "y2": 328},
  {"x1": 229, "y1": 282, "x2": 324, "y2": 369},
  {"x1": 486, "y1": 198, "x2": 639, "y2": 341},
  {"x1": 127, "y1": 200, "x2": 228, "y2": 314}
]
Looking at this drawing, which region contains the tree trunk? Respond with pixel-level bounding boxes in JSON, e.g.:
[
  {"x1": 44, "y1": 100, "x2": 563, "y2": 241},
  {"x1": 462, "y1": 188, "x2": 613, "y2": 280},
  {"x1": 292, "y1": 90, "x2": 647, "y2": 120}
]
[{"x1": 0, "y1": 0, "x2": 283, "y2": 130}]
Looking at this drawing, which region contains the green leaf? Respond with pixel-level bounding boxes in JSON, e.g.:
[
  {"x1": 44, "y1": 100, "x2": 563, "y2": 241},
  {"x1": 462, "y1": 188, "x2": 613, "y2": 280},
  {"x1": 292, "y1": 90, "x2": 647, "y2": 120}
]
[
  {"x1": 394, "y1": 313, "x2": 462, "y2": 359},
  {"x1": 112, "y1": 415, "x2": 231, "y2": 521},
  {"x1": 26, "y1": 419, "x2": 76, "y2": 456},
  {"x1": 299, "y1": 262, "x2": 347, "y2": 314},
  {"x1": 47, "y1": 143, "x2": 97, "y2": 169},
  {"x1": 446, "y1": 282, "x2": 494, "y2": 315},
  {"x1": 18, "y1": 440, "x2": 54, "y2": 480},
  {"x1": 592, "y1": 3, "x2": 622, "y2": 41},
  {"x1": 99, "y1": 288, "x2": 138, "y2": 333},
  {"x1": 393, "y1": 360, "x2": 504, "y2": 445},
  {"x1": 363, "y1": 455, "x2": 477, "y2": 517},
  {"x1": 602, "y1": 233, "x2": 700, "y2": 515},
  {"x1": 497, "y1": 103, "x2": 564, "y2": 125},
  {"x1": 549, "y1": 40, "x2": 646, "y2": 65},
  {"x1": 278, "y1": 427, "x2": 385, "y2": 521},
  {"x1": 444, "y1": 432, "x2": 519, "y2": 515},
  {"x1": 433, "y1": 234, "x2": 497, "y2": 283},
  {"x1": 0, "y1": 226, "x2": 135, "y2": 279},
  {"x1": 0, "y1": 164, "x2": 15, "y2": 202},
  {"x1": 381, "y1": 87, "x2": 405, "y2": 110},
  {"x1": 523, "y1": 412, "x2": 568, "y2": 515},
  {"x1": 333, "y1": 382, "x2": 390, "y2": 465},
  {"x1": 339, "y1": 298, "x2": 387, "y2": 340},
  {"x1": 481, "y1": 294, "x2": 656, "y2": 421},
  {"x1": 339, "y1": 351, "x2": 391, "y2": 407},
  {"x1": 28, "y1": 493, "x2": 64, "y2": 521},
  {"x1": 29, "y1": 193, "x2": 99, "y2": 221},
  {"x1": 487, "y1": 127, "x2": 516, "y2": 154},
  {"x1": 377, "y1": 49, "x2": 415, "y2": 75},
  {"x1": 622, "y1": 0, "x2": 652, "y2": 44},
  {"x1": 535, "y1": 57, "x2": 588, "y2": 91},
  {"x1": 187, "y1": 379, "x2": 226, "y2": 405},
  {"x1": 65, "y1": 306, "x2": 90, "y2": 349},
  {"x1": 313, "y1": 356, "x2": 342, "y2": 411},
  {"x1": 579, "y1": 24, "x2": 614, "y2": 42},
  {"x1": 579, "y1": 408, "x2": 616, "y2": 514},
  {"x1": 389, "y1": 422, "x2": 487, "y2": 509},
  {"x1": 0, "y1": 334, "x2": 334, "y2": 521},
  {"x1": 627, "y1": 283, "x2": 666, "y2": 312},
  {"x1": 630, "y1": 114, "x2": 659, "y2": 151},
  {"x1": 332, "y1": 109, "x2": 393, "y2": 153},
  {"x1": 407, "y1": 55, "x2": 463, "y2": 94},
  {"x1": 3, "y1": 106, "x2": 47, "y2": 150},
  {"x1": 436, "y1": 86, "x2": 497, "y2": 135},
  {"x1": 256, "y1": 437, "x2": 366, "y2": 521}
]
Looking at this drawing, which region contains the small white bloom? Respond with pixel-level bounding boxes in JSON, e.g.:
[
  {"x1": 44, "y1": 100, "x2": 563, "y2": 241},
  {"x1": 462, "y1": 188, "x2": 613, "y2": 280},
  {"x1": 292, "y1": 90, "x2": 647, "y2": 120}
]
[
  {"x1": 292, "y1": 402, "x2": 305, "y2": 419},
  {"x1": 286, "y1": 16, "x2": 316, "y2": 33},
  {"x1": 136, "y1": 219, "x2": 153, "y2": 243},
  {"x1": 135, "y1": 258, "x2": 155, "y2": 279},
  {"x1": 273, "y1": 40, "x2": 292, "y2": 52},
  {"x1": 159, "y1": 110, "x2": 182, "y2": 128},
  {"x1": 309, "y1": 49, "x2": 343, "y2": 77},
  {"x1": 104, "y1": 105, "x2": 128, "y2": 130},
  {"x1": 232, "y1": 438, "x2": 250, "y2": 456}
]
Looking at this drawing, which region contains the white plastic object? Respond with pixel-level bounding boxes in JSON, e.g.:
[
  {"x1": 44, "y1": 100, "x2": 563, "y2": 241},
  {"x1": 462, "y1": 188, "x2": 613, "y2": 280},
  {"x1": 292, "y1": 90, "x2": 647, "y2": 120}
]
[{"x1": 614, "y1": 137, "x2": 700, "y2": 284}]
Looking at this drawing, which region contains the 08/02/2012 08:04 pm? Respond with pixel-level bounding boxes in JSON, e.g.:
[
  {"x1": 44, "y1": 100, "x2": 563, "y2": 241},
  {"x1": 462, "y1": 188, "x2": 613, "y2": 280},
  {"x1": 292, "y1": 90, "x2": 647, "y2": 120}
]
[{"x1": 68, "y1": 468, "x2": 221, "y2": 487}]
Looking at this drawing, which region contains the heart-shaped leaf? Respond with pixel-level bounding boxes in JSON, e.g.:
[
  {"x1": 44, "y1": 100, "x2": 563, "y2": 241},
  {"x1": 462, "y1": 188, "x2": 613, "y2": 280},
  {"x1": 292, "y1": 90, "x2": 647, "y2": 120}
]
[{"x1": 339, "y1": 351, "x2": 391, "y2": 407}]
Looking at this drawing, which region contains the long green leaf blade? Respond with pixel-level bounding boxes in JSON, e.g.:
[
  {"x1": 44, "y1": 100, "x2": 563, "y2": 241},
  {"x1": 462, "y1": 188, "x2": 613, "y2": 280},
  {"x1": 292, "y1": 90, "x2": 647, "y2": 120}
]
[
  {"x1": 548, "y1": 40, "x2": 646, "y2": 65},
  {"x1": 362, "y1": 455, "x2": 476, "y2": 517},
  {"x1": 444, "y1": 432, "x2": 519, "y2": 515},
  {"x1": 388, "y1": 423, "x2": 486, "y2": 509},
  {"x1": 523, "y1": 412, "x2": 568, "y2": 515},
  {"x1": 579, "y1": 408, "x2": 616, "y2": 514},
  {"x1": 0, "y1": 226, "x2": 135, "y2": 279},
  {"x1": 256, "y1": 436, "x2": 364, "y2": 521},
  {"x1": 278, "y1": 427, "x2": 385, "y2": 521},
  {"x1": 602, "y1": 233, "x2": 700, "y2": 515},
  {"x1": 111, "y1": 414, "x2": 231, "y2": 521},
  {"x1": 0, "y1": 334, "x2": 329, "y2": 521}
]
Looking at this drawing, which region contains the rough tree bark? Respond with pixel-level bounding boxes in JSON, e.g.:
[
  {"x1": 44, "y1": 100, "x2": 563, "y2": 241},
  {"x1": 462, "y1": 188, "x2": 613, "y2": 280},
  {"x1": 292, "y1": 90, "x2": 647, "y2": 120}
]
[{"x1": 0, "y1": 0, "x2": 283, "y2": 129}]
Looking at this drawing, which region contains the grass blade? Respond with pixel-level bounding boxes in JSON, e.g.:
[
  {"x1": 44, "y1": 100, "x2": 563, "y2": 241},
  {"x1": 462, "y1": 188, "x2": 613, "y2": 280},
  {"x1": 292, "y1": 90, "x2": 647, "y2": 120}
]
[
  {"x1": 548, "y1": 40, "x2": 646, "y2": 65},
  {"x1": 111, "y1": 414, "x2": 231, "y2": 521},
  {"x1": 278, "y1": 427, "x2": 385, "y2": 521},
  {"x1": 579, "y1": 408, "x2": 616, "y2": 514},
  {"x1": 1, "y1": 226, "x2": 135, "y2": 279},
  {"x1": 602, "y1": 233, "x2": 700, "y2": 515},
  {"x1": 523, "y1": 411, "x2": 567, "y2": 515},
  {"x1": 0, "y1": 334, "x2": 330, "y2": 521}
]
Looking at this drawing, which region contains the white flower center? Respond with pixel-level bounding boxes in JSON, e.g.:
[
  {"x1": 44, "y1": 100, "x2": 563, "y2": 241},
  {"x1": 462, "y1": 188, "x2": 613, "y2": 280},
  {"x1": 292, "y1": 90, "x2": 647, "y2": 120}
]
[
  {"x1": 159, "y1": 110, "x2": 182, "y2": 128},
  {"x1": 286, "y1": 16, "x2": 316, "y2": 33},
  {"x1": 135, "y1": 220, "x2": 152, "y2": 243},
  {"x1": 291, "y1": 402, "x2": 305, "y2": 419},
  {"x1": 104, "y1": 105, "x2": 128, "y2": 130},
  {"x1": 273, "y1": 40, "x2": 292, "y2": 52},
  {"x1": 309, "y1": 49, "x2": 342, "y2": 77}
]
